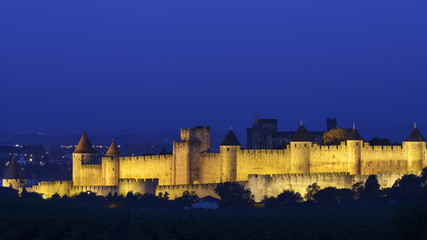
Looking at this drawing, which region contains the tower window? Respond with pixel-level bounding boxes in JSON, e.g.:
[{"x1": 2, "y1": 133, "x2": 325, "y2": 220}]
[{"x1": 227, "y1": 148, "x2": 229, "y2": 151}]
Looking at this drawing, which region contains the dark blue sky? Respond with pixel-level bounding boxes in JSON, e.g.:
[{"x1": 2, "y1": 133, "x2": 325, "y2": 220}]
[{"x1": 0, "y1": 0, "x2": 426, "y2": 142}]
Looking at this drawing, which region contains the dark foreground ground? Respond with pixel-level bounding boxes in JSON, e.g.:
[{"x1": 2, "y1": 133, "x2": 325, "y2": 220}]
[{"x1": 0, "y1": 196, "x2": 426, "y2": 240}]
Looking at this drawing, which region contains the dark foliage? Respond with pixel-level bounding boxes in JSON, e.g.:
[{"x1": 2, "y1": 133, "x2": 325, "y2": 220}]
[
  {"x1": 20, "y1": 187, "x2": 42, "y2": 200},
  {"x1": 313, "y1": 187, "x2": 355, "y2": 204},
  {"x1": 305, "y1": 183, "x2": 320, "y2": 202},
  {"x1": 390, "y1": 174, "x2": 427, "y2": 201},
  {"x1": 214, "y1": 182, "x2": 254, "y2": 207},
  {"x1": 175, "y1": 190, "x2": 199, "y2": 208},
  {"x1": 264, "y1": 190, "x2": 302, "y2": 207},
  {"x1": 360, "y1": 175, "x2": 381, "y2": 201}
]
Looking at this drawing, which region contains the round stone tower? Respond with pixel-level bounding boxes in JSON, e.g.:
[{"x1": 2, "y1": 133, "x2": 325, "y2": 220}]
[
  {"x1": 220, "y1": 128, "x2": 241, "y2": 182},
  {"x1": 290, "y1": 122, "x2": 315, "y2": 174},
  {"x1": 2, "y1": 157, "x2": 27, "y2": 190},
  {"x1": 72, "y1": 132, "x2": 98, "y2": 186},
  {"x1": 103, "y1": 141, "x2": 120, "y2": 186},
  {"x1": 403, "y1": 124, "x2": 426, "y2": 172},
  {"x1": 346, "y1": 125, "x2": 364, "y2": 175}
]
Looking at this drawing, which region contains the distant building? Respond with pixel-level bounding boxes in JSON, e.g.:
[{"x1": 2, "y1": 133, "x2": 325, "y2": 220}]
[{"x1": 246, "y1": 113, "x2": 337, "y2": 149}]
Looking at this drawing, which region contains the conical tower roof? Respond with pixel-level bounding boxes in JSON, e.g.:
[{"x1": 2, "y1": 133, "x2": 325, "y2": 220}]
[
  {"x1": 253, "y1": 112, "x2": 259, "y2": 128},
  {"x1": 291, "y1": 123, "x2": 315, "y2": 142},
  {"x1": 73, "y1": 132, "x2": 98, "y2": 154},
  {"x1": 407, "y1": 125, "x2": 425, "y2": 142},
  {"x1": 106, "y1": 142, "x2": 120, "y2": 156},
  {"x1": 348, "y1": 125, "x2": 364, "y2": 141},
  {"x1": 220, "y1": 128, "x2": 241, "y2": 146},
  {"x1": 3, "y1": 158, "x2": 25, "y2": 179}
]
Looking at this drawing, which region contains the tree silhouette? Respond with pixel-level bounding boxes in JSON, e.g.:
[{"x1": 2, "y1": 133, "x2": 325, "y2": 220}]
[
  {"x1": 360, "y1": 175, "x2": 380, "y2": 201},
  {"x1": 277, "y1": 190, "x2": 302, "y2": 205},
  {"x1": 352, "y1": 181, "x2": 364, "y2": 201},
  {"x1": 323, "y1": 128, "x2": 348, "y2": 145},
  {"x1": 391, "y1": 174, "x2": 423, "y2": 201},
  {"x1": 176, "y1": 190, "x2": 198, "y2": 208},
  {"x1": 313, "y1": 187, "x2": 354, "y2": 204},
  {"x1": 215, "y1": 182, "x2": 254, "y2": 207},
  {"x1": 305, "y1": 183, "x2": 320, "y2": 202}
]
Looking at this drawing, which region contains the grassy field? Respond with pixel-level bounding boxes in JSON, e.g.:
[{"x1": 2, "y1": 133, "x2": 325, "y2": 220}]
[{"x1": 0, "y1": 195, "x2": 426, "y2": 240}]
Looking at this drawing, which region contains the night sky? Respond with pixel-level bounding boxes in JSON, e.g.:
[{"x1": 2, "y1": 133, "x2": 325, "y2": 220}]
[{"x1": 1, "y1": 0, "x2": 426, "y2": 143}]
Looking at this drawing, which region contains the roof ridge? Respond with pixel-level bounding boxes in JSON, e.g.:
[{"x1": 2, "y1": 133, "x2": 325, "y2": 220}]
[
  {"x1": 291, "y1": 124, "x2": 315, "y2": 142},
  {"x1": 73, "y1": 132, "x2": 98, "y2": 154},
  {"x1": 348, "y1": 127, "x2": 364, "y2": 141},
  {"x1": 106, "y1": 141, "x2": 120, "y2": 156},
  {"x1": 3, "y1": 158, "x2": 25, "y2": 179},
  {"x1": 220, "y1": 129, "x2": 241, "y2": 146},
  {"x1": 407, "y1": 126, "x2": 425, "y2": 142}
]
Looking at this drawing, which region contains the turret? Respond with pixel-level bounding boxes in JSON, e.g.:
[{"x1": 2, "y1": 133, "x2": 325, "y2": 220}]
[
  {"x1": 102, "y1": 141, "x2": 120, "y2": 186},
  {"x1": 73, "y1": 132, "x2": 98, "y2": 186},
  {"x1": 403, "y1": 123, "x2": 426, "y2": 172},
  {"x1": 347, "y1": 124, "x2": 364, "y2": 175},
  {"x1": 220, "y1": 128, "x2": 241, "y2": 182},
  {"x1": 290, "y1": 122, "x2": 314, "y2": 173},
  {"x1": 3, "y1": 157, "x2": 27, "y2": 190},
  {"x1": 253, "y1": 112, "x2": 259, "y2": 128}
]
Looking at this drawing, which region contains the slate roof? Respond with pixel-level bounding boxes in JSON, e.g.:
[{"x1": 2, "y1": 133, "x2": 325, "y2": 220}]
[
  {"x1": 348, "y1": 128, "x2": 364, "y2": 141},
  {"x1": 3, "y1": 158, "x2": 25, "y2": 179},
  {"x1": 106, "y1": 142, "x2": 120, "y2": 156},
  {"x1": 220, "y1": 129, "x2": 241, "y2": 146},
  {"x1": 407, "y1": 127, "x2": 425, "y2": 142},
  {"x1": 291, "y1": 124, "x2": 315, "y2": 142},
  {"x1": 73, "y1": 132, "x2": 98, "y2": 154}
]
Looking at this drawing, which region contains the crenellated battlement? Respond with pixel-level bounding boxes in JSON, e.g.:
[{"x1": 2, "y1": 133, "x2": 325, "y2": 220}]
[
  {"x1": 118, "y1": 155, "x2": 173, "y2": 162},
  {"x1": 316, "y1": 144, "x2": 346, "y2": 151},
  {"x1": 240, "y1": 149, "x2": 287, "y2": 155},
  {"x1": 35, "y1": 181, "x2": 73, "y2": 187},
  {"x1": 119, "y1": 178, "x2": 159, "y2": 184},
  {"x1": 362, "y1": 143, "x2": 403, "y2": 151},
  {"x1": 200, "y1": 152, "x2": 220, "y2": 158},
  {"x1": 81, "y1": 164, "x2": 102, "y2": 169}
]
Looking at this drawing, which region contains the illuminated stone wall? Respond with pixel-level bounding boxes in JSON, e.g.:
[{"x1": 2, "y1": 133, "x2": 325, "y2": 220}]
[
  {"x1": 79, "y1": 164, "x2": 103, "y2": 186},
  {"x1": 25, "y1": 126, "x2": 427, "y2": 201},
  {"x1": 236, "y1": 149, "x2": 290, "y2": 182},
  {"x1": 118, "y1": 155, "x2": 174, "y2": 185},
  {"x1": 247, "y1": 172, "x2": 409, "y2": 202},
  {"x1": 3, "y1": 179, "x2": 27, "y2": 190},
  {"x1": 27, "y1": 179, "x2": 158, "y2": 198},
  {"x1": 197, "y1": 153, "x2": 221, "y2": 184},
  {"x1": 118, "y1": 178, "x2": 158, "y2": 196}
]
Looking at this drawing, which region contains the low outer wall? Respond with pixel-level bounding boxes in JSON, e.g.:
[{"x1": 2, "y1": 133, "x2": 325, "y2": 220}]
[
  {"x1": 27, "y1": 181, "x2": 74, "y2": 197},
  {"x1": 247, "y1": 172, "x2": 411, "y2": 202},
  {"x1": 118, "y1": 179, "x2": 158, "y2": 196},
  {"x1": 156, "y1": 182, "x2": 249, "y2": 199}
]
